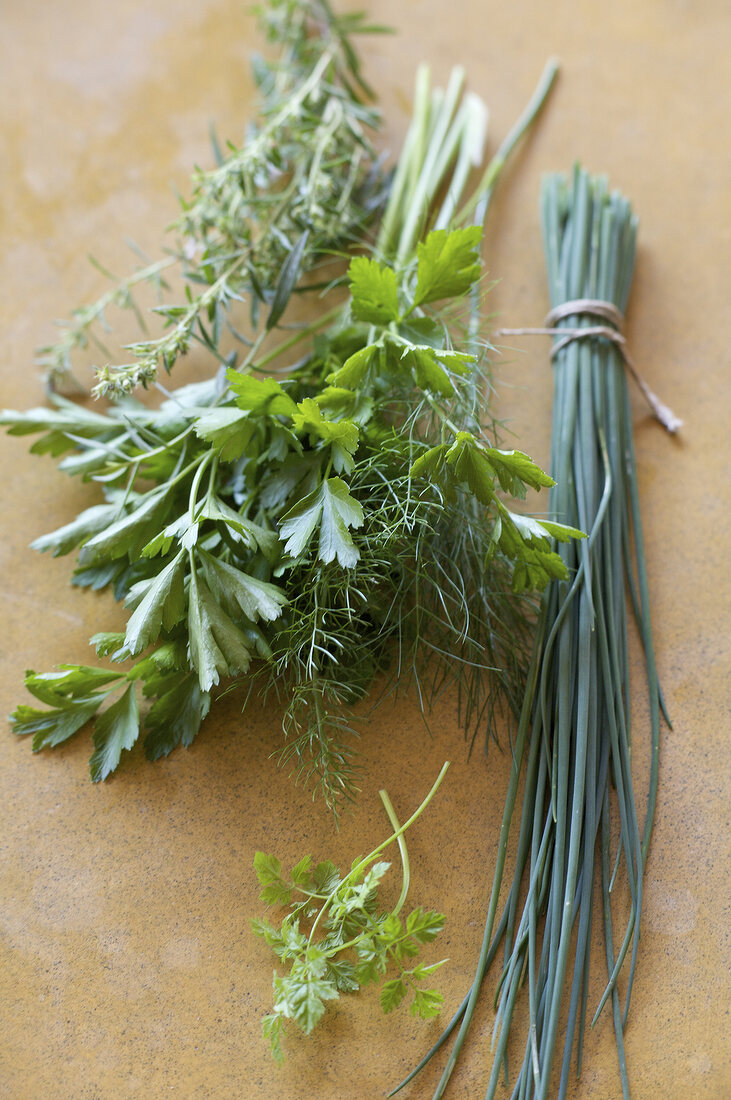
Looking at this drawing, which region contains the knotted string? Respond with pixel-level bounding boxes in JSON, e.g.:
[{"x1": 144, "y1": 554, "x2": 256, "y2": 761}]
[{"x1": 499, "y1": 298, "x2": 682, "y2": 434}]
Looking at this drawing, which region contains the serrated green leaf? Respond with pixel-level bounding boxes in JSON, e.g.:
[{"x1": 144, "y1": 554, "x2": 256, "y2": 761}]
[
  {"x1": 311, "y1": 860, "x2": 341, "y2": 895},
  {"x1": 413, "y1": 226, "x2": 482, "y2": 308},
  {"x1": 380, "y1": 977, "x2": 406, "y2": 1014},
  {"x1": 198, "y1": 496, "x2": 278, "y2": 555},
  {"x1": 291, "y1": 398, "x2": 360, "y2": 474},
  {"x1": 481, "y1": 445, "x2": 556, "y2": 496},
  {"x1": 403, "y1": 346, "x2": 454, "y2": 396},
  {"x1": 142, "y1": 672, "x2": 210, "y2": 760},
  {"x1": 30, "y1": 503, "x2": 121, "y2": 558},
  {"x1": 254, "y1": 852, "x2": 284, "y2": 887},
  {"x1": 11, "y1": 696, "x2": 105, "y2": 751},
  {"x1": 280, "y1": 917, "x2": 308, "y2": 957},
  {"x1": 78, "y1": 486, "x2": 172, "y2": 566},
  {"x1": 326, "y1": 343, "x2": 378, "y2": 389},
  {"x1": 141, "y1": 513, "x2": 196, "y2": 558},
  {"x1": 409, "y1": 442, "x2": 449, "y2": 481},
  {"x1": 405, "y1": 907, "x2": 446, "y2": 943},
  {"x1": 24, "y1": 665, "x2": 125, "y2": 705},
  {"x1": 90, "y1": 633, "x2": 127, "y2": 659},
  {"x1": 353, "y1": 955, "x2": 381, "y2": 987},
  {"x1": 290, "y1": 855, "x2": 313, "y2": 887},
  {"x1": 129, "y1": 640, "x2": 188, "y2": 688},
  {"x1": 410, "y1": 987, "x2": 444, "y2": 1019},
  {"x1": 89, "y1": 683, "x2": 140, "y2": 781},
  {"x1": 349, "y1": 256, "x2": 399, "y2": 324},
  {"x1": 411, "y1": 958, "x2": 448, "y2": 980},
  {"x1": 199, "y1": 551, "x2": 287, "y2": 624},
  {"x1": 259, "y1": 882, "x2": 294, "y2": 907},
  {"x1": 325, "y1": 958, "x2": 359, "y2": 993},
  {"x1": 262, "y1": 1012, "x2": 285, "y2": 1066},
  {"x1": 193, "y1": 407, "x2": 254, "y2": 461},
  {"x1": 273, "y1": 971, "x2": 338, "y2": 1035},
  {"x1": 226, "y1": 369, "x2": 298, "y2": 418},
  {"x1": 123, "y1": 552, "x2": 186, "y2": 655},
  {"x1": 188, "y1": 568, "x2": 253, "y2": 691},
  {"x1": 279, "y1": 477, "x2": 364, "y2": 568},
  {"x1": 258, "y1": 453, "x2": 321, "y2": 513}
]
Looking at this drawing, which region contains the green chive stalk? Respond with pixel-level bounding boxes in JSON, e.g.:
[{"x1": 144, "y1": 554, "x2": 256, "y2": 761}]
[{"x1": 394, "y1": 167, "x2": 668, "y2": 1098}]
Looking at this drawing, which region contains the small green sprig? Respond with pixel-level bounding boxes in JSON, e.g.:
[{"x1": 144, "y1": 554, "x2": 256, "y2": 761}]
[
  {"x1": 41, "y1": 0, "x2": 385, "y2": 396},
  {"x1": 253, "y1": 763, "x2": 450, "y2": 1063}
]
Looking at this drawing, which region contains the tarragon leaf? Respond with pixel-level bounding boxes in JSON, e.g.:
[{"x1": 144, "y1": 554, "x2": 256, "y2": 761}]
[
  {"x1": 88, "y1": 683, "x2": 140, "y2": 782},
  {"x1": 267, "y1": 229, "x2": 310, "y2": 330},
  {"x1": 279, "y1": 477, "x2": 364, "y2": 568},
  {"x1": 412, "y1": 226, "x2": 482, "y2": 308},
  {"x1": 349, "y1": 256, "x2": 399, "y2": 324}
]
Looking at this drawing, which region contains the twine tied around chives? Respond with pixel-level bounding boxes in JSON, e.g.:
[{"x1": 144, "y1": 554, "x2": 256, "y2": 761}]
[{"x1": 499, "y1": 297, "x2": 682, "y2": 434}]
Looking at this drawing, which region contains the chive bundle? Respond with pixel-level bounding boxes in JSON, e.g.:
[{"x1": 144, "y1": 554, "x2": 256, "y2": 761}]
[{"x1": 395, "y1": 167, "x2": 669, "y2": 1098}]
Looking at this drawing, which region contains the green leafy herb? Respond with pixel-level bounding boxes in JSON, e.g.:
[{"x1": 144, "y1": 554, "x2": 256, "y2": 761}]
[
  {"x1": 1, "y1": 6, "x2": 565, "y2": 812},
  {"x1": 253, "y1": 764, "x2": 449, "y2": 1063}
]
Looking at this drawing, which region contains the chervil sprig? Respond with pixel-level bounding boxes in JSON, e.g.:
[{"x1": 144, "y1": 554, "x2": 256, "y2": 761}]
[{"x1": 253, "y1": 763, "x2": 450, "y2": 1063}]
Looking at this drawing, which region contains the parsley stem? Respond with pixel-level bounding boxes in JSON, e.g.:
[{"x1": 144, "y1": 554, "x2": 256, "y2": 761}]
[
  {"x1": 378, "y1": 789, "x2": 410, "y2": 918},
  {"x1": 306, "y1": 762, "x2": 450, "y2": 951}
]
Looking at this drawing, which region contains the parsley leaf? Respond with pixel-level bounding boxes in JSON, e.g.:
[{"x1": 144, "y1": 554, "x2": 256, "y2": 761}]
[
  {"x1": 143, "y1": 671, "x2": 211, "y2": 760},
  {"x1": 123, "y1": 551, "x2": 186, "y2": 655},
  {"x1": 226, "y1": 369, "x2": 298, "y2": 419},
  {"x1": 188, "y1": 566, "x2": 253, "y2": 691},
  {"x1": 88, "y1": 683, "x2": 140, "y2": 782},
  {"x1": 349, "y1": 256, "x2": 400, "y2": 324},
  {"x1": 412, "y1": 226, "x2": 482, "y2": 308},
  {"x1": 279, "y1": 477, "x2": 364, "y2": 568}
]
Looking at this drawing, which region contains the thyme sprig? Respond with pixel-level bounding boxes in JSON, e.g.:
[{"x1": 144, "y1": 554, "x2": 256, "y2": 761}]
[{"x1": 42, "y1": 0, "x2": 385, "y2": 397}]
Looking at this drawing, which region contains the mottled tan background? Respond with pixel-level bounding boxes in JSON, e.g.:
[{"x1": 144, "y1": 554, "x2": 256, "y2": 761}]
[{"x1": 1, "y1": 2, "x2": 729, "y2": 1098}]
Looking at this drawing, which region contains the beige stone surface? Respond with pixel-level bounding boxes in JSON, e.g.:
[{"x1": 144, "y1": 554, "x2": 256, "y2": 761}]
[{"x1": 1, "y1": 2, "x2": 729, "y2": 1098}]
